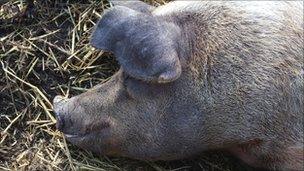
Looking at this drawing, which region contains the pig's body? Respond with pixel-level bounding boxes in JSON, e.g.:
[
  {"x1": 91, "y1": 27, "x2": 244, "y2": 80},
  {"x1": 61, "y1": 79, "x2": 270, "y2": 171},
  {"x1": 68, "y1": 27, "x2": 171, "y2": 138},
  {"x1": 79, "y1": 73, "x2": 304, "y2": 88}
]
[{"x1": 54, "y1": 1, "x2": 304, "y2": 171}]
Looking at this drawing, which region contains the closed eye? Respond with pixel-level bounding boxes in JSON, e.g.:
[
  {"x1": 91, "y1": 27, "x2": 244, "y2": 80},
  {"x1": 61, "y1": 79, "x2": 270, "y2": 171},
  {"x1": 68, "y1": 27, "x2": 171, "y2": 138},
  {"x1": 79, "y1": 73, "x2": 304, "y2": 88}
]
[
  {"x1": 123, "y1": 76, "x2": 136, "y2": 99},
  {"x1": 123, "y1": 72, "x2": 153, "y2": 99}
]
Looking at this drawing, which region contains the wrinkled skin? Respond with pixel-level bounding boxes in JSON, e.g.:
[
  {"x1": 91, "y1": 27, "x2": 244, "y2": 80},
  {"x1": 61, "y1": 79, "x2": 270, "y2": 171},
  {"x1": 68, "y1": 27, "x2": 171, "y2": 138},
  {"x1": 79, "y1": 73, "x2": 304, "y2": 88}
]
[{"x1": 53, "y1": 1, "x2": 304, "y2": 171}]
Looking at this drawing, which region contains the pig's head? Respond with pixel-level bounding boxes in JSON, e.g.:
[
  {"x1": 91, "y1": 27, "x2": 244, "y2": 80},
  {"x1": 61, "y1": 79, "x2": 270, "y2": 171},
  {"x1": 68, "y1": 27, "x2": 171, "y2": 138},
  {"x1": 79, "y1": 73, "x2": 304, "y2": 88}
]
[{"x1": 53, "y1": 2, "x2": 198, "y2": 160}]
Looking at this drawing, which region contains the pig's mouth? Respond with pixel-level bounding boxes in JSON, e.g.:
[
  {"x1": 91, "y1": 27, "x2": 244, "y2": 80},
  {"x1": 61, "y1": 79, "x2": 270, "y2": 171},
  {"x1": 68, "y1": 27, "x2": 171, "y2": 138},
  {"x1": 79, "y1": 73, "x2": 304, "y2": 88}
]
[
  {"x1": 56, "y1": 114, "x2": 87, "y2": 139},
  {"x1": 63, "y1": 132, "x2": 93, "y2": 141},
  {"x1": 55, "y1": 112, "x2": 112, "y2": 140},
  {"x1": 64, "y1": 133, "x2": 84, "y2": 139}
]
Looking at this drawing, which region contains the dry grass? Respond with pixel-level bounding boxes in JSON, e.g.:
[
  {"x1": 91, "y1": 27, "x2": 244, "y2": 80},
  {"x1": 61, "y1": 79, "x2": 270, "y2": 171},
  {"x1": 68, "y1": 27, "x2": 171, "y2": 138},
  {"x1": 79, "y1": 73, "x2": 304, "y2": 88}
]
[{"x1": 0, "y1": 1, "x2": 256, "y2": 171}]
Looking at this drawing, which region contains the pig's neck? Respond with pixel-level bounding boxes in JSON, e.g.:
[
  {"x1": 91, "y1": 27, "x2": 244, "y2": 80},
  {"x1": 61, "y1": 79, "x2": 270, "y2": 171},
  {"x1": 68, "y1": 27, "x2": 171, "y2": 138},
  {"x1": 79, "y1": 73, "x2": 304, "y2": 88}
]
[{"x1": 155, "y1": 6, "x2": 265, "y2": 148}]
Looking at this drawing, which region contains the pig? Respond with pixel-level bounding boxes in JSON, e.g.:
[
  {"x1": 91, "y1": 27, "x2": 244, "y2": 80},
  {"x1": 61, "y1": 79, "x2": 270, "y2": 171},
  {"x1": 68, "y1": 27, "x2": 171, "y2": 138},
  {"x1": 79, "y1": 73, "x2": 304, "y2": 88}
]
[{"x1": 53, "y1": 1, "x2": 304, "y2": 171}]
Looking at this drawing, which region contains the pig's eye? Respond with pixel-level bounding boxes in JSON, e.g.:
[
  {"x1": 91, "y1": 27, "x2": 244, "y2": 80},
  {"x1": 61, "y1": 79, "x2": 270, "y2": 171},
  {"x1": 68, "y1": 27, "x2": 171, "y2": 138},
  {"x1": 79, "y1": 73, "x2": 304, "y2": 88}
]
[
  {"x1": 123, "y1": 77, "x2": 137, "y2": 99},
  {"x1": 123, "y1": 74, "x2": 153, "y2": 99}
]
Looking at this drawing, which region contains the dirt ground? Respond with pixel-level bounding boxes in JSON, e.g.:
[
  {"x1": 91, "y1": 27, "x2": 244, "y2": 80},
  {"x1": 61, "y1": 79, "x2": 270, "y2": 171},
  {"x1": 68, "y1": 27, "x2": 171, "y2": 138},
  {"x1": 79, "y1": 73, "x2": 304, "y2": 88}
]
[{"x1": 0, "y1": 1, "x2": 259, "y2": 170}]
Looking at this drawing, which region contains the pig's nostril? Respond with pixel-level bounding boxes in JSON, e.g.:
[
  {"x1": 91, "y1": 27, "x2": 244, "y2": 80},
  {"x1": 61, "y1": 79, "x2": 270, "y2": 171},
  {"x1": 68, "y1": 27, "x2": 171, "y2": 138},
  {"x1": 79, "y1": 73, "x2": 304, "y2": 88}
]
[{"x1": 56, "y1": 113, "x2": 65, "y2": 131}]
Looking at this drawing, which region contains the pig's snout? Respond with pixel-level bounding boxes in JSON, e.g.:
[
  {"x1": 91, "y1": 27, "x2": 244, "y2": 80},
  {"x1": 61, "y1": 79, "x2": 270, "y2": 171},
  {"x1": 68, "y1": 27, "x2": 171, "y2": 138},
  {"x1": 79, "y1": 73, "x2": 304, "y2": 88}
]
[
  {"x1": 53, "y1": 95, "x2": 68, "y2": 131},
  {"x1": 55, "y1": 112, "x2": 65, "y2": 131}
]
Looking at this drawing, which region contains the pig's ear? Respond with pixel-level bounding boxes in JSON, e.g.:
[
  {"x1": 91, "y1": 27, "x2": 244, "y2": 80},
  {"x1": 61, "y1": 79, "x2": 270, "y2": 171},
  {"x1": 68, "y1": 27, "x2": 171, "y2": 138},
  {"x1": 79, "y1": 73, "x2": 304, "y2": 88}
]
[
  {"x1": 110, "y1": 0, "x2": 155, "y2": 13},
  {"x1": 114, "y1": 21, "x2": 182, "y2": 83},
  {"x1": 90, "y1": 6, "x2": 182, "y2": 83},
  {"x1": 90, "y1": 6, "x2": 139, "y2": 51},
  {"x1": 115, "y1": 42, "x2": 182, "y2": 83}
]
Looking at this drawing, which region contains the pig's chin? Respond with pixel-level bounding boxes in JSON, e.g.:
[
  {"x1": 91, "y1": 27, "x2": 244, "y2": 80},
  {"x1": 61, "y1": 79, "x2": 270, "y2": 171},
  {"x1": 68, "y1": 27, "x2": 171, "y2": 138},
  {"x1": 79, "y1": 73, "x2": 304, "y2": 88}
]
[
  {"x1": 64, "y1": 133, "x2": 101, "y2": 152},
  {"x1": 64, "y1": 129, "x2": 121, "y2": 156}
]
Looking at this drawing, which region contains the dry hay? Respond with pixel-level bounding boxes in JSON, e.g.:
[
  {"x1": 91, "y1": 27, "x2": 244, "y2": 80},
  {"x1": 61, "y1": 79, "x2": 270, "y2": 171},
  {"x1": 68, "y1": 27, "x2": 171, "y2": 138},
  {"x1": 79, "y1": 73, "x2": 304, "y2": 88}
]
[{"x1": 0, "y1": 1, "x2": 254, "y2": 171}]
